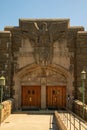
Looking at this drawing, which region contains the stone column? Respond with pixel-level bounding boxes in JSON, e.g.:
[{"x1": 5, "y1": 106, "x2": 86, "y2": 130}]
[
  {"x1": 66, "y1": 72, "x2": 74, "y2": 110},
  {"x1": 41, "y1": 85, "x2": 46, "y2": 109},
  {"x1": 13, "y1": 76, "x2": 21, "y2": 110}
]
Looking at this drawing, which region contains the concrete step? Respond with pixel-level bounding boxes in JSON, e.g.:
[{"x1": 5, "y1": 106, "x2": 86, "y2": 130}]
[{"x1": 12, "y1": 110, "x2": 55, "y2": 114}]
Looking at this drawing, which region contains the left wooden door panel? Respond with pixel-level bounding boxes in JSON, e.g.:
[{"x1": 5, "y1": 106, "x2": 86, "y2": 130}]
[{"x1": 21, "y1": 86, "x2": 41, "y2": 109}]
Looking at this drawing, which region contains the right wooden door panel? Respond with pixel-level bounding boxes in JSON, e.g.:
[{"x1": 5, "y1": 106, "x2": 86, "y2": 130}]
[{"x1": 46, "y1": 86, "x2": 66, "y2": 109}]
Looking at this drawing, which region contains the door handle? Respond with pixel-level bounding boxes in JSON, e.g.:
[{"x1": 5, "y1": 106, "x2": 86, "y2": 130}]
[{"x1": 29, "y1": 97, "x2": 32, "y2": 102}]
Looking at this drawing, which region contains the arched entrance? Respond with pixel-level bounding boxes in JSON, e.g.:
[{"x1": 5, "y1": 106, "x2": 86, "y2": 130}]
[{"x1": 13, "y1": 64, "x2": 73, "y2": 110}]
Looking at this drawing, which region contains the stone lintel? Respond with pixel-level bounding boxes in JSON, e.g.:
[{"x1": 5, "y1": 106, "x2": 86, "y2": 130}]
[
  {"x1": 4, "y1": 26, "x2": 19, "y2": 31},
  {"x1": 77, "y1": 31, "x2": 87, "y2": 35},
  {"x1": 68, "y1": 26, "x2": 84, "y2": 31},
  {"x1": 77, "y1": 31, "x2": 87, "y2": 39},
  {"x1": 19, "y1": 18, "x2": 70, "y2": 28},
  {"x1": 19, "y1": 18, "x2": 70, "y2": 22},
  {"x1": 0, "y1": 31, "x2": 11, "y2": 37}
]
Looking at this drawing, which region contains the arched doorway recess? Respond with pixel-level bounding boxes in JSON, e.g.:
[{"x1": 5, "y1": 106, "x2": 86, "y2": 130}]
[{"x1": 13, "y1": 63, "x2": 73, "y2": 110}]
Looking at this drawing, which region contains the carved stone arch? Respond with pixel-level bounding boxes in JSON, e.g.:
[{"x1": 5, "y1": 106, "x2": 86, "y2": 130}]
[
  {"x1": 14, "y1": 64, "x2": 70, "y2": 81},
  {"x1": 47, "y1": 64, "x2": 69, "y2": 78},
  {"x1": 15, "y1": 63, "x2": 40, "y2": 78},
  {"x1": 13, "y1": 63, "x2": 73, "y2": 109}
]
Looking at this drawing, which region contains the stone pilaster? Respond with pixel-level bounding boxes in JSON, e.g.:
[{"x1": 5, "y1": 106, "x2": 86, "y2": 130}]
[{"x1": 41, "y1": 85, "x2": 46, "y2": 109}]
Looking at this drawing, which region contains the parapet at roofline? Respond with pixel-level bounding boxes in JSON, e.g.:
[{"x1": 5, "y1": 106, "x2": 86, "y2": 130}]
[{"x1": 19, "y1": 18, "x2": 70, "y2": 22}]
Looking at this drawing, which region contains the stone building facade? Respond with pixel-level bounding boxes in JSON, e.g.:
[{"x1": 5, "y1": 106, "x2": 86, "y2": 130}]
[{"x1": 0, "y1": 18, "x2": 87, "y2": 110}]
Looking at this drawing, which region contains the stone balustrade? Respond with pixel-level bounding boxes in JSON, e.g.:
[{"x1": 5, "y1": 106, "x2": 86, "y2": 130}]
[
  {"x1": 73, "y1": 100, "x2": 87, "y2": 120},
  {"x1": 55, "y1": 111, "x2": 67, "y2": 130},
  {"x1": 0, "y1": 99, "x2": 14, "y2": 123}
]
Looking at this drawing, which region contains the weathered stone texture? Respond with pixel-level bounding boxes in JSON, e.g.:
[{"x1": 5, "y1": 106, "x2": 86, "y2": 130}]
[
  {"x1": 1, "y1": 99, "x2": 14, "y2": 122},
  {"x1": 76, "y1": 31, "x2": 87, "y2": 102},
  {"x1": 0, "y1": 18, "x2": 87, "y2": 108}
]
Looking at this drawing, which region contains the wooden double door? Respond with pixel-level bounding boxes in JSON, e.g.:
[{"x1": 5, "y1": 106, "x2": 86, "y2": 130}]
[
  {"x1": 46, "y1": 86, "x2": 66, "y2": 109},
  {"x1": 21, "y1": 85, "x2": 66, "y2": 109},
  {"x1": 21, "y1": 86, "x2": 41, "y2": 109}
]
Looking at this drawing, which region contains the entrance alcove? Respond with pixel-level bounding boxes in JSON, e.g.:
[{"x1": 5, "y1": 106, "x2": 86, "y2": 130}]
[{"x1": 13, "y1": 64, "x2": 73, "y2": 110}]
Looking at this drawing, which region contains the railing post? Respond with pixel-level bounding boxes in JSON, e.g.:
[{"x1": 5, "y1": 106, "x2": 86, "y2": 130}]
[
  {"x1": 73, "y1": 115, "x2": 75, "y2": 130},
  {"x1": 67, "y1": 112, "x2": 68, "y2": 127},
  {"x1": 79, "y1": 119, "x2": 81, "y2": 130},
  {"x1": 69, "y1": 112, "x2": 71, "y2": 130},
  {"x1": 62, "y1": 111, "x2": 63, "y2": 121}
]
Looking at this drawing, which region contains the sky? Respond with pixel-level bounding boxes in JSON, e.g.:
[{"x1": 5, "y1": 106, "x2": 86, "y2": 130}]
[{"x1": 0, "y1": 0, "x2": 87, "y2": 30}]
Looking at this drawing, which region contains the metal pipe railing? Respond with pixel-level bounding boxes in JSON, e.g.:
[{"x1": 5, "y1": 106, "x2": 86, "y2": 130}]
[{"x1": 58, "y1": 109, "x2": 87, "y2": 130}]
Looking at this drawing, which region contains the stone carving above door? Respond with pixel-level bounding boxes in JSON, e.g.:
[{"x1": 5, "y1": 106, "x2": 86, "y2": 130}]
[
  {"x1": 21, "y1": 21, "x2": 67, "y2": 67},
  {"x1": 53, "y1": 40, "x2": 73, "y2": 69},
  {"x1": 20, "y1": 67, "x2": 67, "y2": 86}
]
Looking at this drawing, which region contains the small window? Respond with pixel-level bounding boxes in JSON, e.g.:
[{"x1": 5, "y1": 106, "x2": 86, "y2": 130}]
[
  {"x1": 28, "y1": 90, "x2": 30, "y2": 94},
  {"x1": 32, "y1": 90, "x2": 35, "y2": 94},
  {"x1": 52, "y1": 90, "x2": 55, "y2": 95}
]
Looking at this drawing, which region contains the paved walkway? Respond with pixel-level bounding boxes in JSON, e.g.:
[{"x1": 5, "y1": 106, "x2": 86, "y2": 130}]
[{"x1": 0, "y1": 112, "x2": 58, "y2": 130}]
